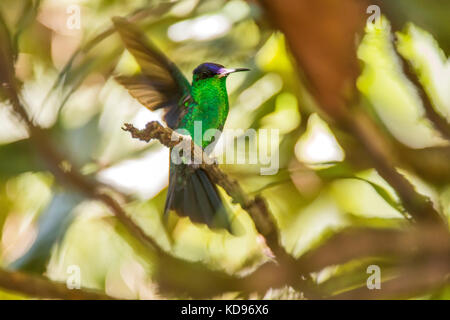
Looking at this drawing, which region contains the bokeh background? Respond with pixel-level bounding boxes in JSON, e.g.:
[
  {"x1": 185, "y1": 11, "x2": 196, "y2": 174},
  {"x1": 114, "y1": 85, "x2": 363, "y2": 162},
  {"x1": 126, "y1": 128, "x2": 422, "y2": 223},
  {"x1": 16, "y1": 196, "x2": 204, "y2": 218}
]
[{"x1": 0, "y1": 0, "x2": 449, "y2": 299}]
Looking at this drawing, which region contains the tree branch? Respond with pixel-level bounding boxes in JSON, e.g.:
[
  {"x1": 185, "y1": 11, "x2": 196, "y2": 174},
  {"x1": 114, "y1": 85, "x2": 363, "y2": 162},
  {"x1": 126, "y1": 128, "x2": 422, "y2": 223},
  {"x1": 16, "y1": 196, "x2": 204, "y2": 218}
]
[
  {"x1": 121, "y1": 121, "x2": 325, "y2": 297},
  {"x1": 344, "y1": 110, "x2": 445, "y2": 225},
  {"x1": 122, "y1": 122, "x2": 280, "y2": 250},
  {"x1": 295, "y1": 226, "x2": 450, "y2": 274},
  {"x1": 0, "y1": 268, "x2": 114, "y2": 300},
  {"x1": 329, "y1": 257, "x2": 450, "y2": 300}
]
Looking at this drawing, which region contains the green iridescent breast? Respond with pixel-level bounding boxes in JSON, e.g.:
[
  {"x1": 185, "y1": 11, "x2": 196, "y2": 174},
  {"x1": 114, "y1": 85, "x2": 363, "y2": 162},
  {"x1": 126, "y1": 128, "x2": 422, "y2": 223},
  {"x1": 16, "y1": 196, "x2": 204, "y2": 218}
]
[{"x1": 178, "y1": 76, "x2": 229, "y2": 149}]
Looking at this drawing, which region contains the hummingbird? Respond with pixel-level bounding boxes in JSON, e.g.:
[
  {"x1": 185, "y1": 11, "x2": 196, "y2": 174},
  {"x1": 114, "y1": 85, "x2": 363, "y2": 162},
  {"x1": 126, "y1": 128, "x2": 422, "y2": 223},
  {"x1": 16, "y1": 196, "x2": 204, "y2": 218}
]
[{"x1": 112, "y1": 17, "x2": 249, "y2": 231}]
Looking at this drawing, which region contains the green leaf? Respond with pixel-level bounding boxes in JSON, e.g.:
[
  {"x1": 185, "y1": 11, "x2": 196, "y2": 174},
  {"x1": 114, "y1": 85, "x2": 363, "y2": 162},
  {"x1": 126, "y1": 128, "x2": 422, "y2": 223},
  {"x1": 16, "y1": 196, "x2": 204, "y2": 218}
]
[
  {"x1": 396, "y1": 23, "x2": 450, "y2": 122},
  {"x1": 320, "y1": 167, "x2": 408, "y2": 219},
  {"x1": 0, "y1": 140, "x2": 43, "y2": 179},
  {"x1": 351, "y1": 177, "x2": 407, "y2": 219},
  {"x1": 12, "y1": 0, "x2": 41, "y2": 61}
]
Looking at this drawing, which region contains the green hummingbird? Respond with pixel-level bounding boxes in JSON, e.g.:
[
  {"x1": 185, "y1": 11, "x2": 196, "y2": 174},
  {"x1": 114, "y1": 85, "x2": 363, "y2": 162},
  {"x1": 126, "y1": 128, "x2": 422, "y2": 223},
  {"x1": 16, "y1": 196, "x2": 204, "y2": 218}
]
[{"x1": 113, "y1": 17, "x2": 249, "y2": 231}]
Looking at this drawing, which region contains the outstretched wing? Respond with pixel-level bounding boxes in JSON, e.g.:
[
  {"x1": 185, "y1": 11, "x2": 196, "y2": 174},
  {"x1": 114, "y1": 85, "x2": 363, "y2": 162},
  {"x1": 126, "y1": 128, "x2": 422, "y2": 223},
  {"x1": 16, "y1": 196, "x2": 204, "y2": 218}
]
[{"x1": 112, "y1": 17, "x2": 192, "y2": 128}]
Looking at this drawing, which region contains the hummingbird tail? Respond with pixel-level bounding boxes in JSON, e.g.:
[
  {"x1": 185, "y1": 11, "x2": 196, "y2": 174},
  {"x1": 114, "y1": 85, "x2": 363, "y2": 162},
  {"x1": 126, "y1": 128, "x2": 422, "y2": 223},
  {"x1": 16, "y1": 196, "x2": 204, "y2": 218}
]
[{"x1": 164, "y1": 163, "x2": 231, "y2": 231}]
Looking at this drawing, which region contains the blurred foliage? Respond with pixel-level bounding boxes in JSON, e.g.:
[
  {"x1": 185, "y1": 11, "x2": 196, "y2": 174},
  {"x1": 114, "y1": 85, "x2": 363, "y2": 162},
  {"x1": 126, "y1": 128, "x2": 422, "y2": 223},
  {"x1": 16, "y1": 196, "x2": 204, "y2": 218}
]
[{"x1": 0, "y1": 0, "x2": 449, "y2": 299}]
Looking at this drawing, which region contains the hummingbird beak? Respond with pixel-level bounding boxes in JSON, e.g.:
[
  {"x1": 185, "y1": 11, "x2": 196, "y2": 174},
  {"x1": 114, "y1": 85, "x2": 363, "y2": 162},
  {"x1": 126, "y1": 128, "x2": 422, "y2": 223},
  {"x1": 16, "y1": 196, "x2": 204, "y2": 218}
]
[{"x1": 218, "y1": 67, "x2": 250, "y2": 78}]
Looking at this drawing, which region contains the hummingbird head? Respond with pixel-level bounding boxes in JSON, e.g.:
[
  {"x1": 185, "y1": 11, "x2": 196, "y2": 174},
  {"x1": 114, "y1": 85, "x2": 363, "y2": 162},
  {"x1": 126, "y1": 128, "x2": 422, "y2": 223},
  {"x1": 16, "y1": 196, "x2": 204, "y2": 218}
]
[{"x1": 193, "y1": 63, "x2": 249, "y2": 82}]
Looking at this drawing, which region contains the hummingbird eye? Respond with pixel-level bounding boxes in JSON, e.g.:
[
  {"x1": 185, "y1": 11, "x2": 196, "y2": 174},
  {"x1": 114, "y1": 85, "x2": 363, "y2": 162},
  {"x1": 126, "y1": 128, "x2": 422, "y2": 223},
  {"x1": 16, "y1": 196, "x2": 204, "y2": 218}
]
[{"x1": 197, "y1": 70, "x2": 213, "y2": 80}]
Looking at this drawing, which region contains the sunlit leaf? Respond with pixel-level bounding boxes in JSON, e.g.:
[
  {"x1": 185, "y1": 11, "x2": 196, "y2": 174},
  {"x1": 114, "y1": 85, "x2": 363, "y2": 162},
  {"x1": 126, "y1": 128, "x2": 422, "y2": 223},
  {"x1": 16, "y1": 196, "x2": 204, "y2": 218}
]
[
  {"x1": 9, "y1": 191, "x2": 83, "y2": 273},
  {"x1": 397, "y1": 23, "x2": 450, "y2": 122},
  {"x1": 357, "y1": 17, "x2": 447, "y2": 148}
]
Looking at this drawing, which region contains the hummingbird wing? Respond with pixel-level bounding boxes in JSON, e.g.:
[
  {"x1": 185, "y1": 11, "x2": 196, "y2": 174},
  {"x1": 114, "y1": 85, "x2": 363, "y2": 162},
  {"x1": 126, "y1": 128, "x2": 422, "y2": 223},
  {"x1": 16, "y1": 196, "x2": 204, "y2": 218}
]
[{"x1": 112, "y1": 17, "x2": 192, "y2": 128}]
